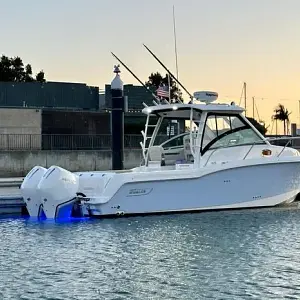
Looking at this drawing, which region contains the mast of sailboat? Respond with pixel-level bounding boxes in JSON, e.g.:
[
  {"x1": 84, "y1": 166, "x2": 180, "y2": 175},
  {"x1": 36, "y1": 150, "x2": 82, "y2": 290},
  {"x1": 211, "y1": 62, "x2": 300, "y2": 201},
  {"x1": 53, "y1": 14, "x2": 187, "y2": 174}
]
[
  {"x1": 244, "y1": 82, "x2": 247, "y2": 116},
  {"x1": 143, "y1": 44, "x2": 192, "y2": 103},
  {"x1": 252, "y1": 97, "x2": 255, "y2": 119}
]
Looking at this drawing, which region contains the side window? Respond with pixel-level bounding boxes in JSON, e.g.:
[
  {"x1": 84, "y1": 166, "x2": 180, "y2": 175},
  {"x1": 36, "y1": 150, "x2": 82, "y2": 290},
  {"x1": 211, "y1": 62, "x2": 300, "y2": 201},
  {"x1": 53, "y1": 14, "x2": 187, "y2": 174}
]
[
  {"x1": 162, "y1": 134, "x2": 185, "y2": 149},
  {"x1": 206, "y1": 116, "x2": 217, "y2": 134},
  {"x1": 203, "y1": 115, "x2": 217, "y2": 148},
  {"x1": 215, "y1": 115, "x2": 231, "y2": 135},
  {"x1": 230, "y1": 116, "x2": 244, "y2": 130}
]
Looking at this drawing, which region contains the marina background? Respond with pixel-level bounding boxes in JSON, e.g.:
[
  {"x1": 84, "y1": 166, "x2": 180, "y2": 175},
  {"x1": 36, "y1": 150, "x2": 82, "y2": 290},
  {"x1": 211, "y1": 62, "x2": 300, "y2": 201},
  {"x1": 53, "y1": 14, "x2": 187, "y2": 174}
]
[
  {"x1": 0, "y1": 81, "x2": 298, "y2": 177},
  {"x1": 0, "y1": 79, "x2": 299, "y2": 177},
  {"x1": 2, "y1": 0, "x2": 300, "y2": 131}
]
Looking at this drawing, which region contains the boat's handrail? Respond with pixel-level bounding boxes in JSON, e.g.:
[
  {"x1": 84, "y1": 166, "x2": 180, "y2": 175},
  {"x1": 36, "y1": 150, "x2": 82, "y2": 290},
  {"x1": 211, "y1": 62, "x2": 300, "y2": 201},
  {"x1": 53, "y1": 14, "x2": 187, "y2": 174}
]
[
  {"x1": 266, "y1": 136, "x2": 299, "y2": 157},
  {"x1": 203, "y1": 136, "x2": 300, "y2": 166},
  {"x1": 203, "y1": 148, "x2": 219, "y2": 167},
  {"x1": 241, "y1": 136, "x2": 300, "y2": 159},
  {"x1": 266, "y1": 136, "x2": 299, "y2": 142},
  {"x1": 203, "y1": 142, "x2": 263, "y2": 166},
  {"x1": 243, "y1": 142, "x2": 257, "y2": 160}
]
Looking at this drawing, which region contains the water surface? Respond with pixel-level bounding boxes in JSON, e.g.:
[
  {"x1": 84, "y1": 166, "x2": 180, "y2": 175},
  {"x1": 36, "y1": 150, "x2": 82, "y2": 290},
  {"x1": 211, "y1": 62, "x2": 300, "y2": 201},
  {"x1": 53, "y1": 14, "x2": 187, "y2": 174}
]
[{"x1": 1, "y1": 207, "x2": 300, "y2": 299}]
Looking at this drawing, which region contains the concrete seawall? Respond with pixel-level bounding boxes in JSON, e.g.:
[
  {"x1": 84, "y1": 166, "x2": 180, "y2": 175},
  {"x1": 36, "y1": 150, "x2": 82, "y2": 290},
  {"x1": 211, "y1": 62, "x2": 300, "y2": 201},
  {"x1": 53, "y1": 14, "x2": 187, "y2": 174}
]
[{"x1": 0, "y1": 150, "x2": 143, "y2": 177}]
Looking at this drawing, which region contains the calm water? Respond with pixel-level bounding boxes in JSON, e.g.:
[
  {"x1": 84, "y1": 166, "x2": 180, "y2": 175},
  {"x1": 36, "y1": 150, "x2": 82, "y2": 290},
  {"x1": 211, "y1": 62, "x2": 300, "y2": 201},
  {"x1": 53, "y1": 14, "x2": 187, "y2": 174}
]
[{"x1": 1, "y1": 207, "x2": 300, "y2": 300}]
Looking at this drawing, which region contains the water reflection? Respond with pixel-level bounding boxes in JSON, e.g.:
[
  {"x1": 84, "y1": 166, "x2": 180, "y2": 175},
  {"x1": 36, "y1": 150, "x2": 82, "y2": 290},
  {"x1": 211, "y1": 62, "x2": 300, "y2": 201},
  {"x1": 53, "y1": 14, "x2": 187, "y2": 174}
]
[{"x1": 1, "y1": 207, "x2": 300, "y2": 299}]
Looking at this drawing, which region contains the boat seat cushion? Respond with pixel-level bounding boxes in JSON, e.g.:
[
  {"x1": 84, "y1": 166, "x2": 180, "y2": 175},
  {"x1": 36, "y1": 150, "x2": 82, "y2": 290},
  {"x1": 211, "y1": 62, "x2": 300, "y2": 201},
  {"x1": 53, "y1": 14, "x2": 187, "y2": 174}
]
[{"x1": 148, "y1": 146, "x2": 164, "y2": 162}]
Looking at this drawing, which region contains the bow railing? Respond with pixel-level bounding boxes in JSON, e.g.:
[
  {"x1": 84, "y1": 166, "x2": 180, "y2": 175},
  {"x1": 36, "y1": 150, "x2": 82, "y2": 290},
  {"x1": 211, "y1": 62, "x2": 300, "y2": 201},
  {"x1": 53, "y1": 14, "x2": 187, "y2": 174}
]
[{"x1": 203, "y1": 136, "x2": 300, "y2": 166}]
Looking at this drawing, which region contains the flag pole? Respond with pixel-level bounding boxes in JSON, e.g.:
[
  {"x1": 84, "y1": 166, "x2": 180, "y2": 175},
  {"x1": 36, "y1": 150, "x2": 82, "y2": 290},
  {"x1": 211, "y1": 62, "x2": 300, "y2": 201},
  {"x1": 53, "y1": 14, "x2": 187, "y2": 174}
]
[{"x1": 167, "y1": 73, "x2": 171, "y2": 103}]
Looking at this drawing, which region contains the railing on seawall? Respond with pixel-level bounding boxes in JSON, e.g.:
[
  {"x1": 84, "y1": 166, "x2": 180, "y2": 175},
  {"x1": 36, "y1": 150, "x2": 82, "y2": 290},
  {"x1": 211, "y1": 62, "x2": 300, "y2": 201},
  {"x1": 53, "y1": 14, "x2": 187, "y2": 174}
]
[
  {"x1": 0, "y1": 133, "x2": 174, "y2": 151},
  {"x1": 0, "y1": 134, "x2": 143, "y2": 151},
  {"x1": 0, "y1": 177, "x2": 23, "y2": 187}
]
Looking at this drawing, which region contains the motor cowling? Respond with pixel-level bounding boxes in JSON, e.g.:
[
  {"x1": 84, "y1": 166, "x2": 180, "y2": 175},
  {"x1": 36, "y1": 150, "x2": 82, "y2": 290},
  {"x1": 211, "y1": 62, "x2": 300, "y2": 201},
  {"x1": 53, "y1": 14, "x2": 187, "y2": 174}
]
[
  {"x1": 37, "y1": 166, "x2": 79, "y2": 219},
  {"x1": 20, "y1": 166, "x2": 47, "y2": 218}
]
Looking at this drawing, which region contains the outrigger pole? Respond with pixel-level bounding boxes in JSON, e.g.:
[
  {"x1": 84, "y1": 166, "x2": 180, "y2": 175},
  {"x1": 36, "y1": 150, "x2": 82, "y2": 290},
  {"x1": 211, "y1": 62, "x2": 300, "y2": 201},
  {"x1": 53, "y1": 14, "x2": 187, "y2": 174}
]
[
  {"x1": 111, "y1": 52, "x2": 170, "y2": 105},
  {"x1": 143, "y1": 44, "x2": 193, "y2": 103}
]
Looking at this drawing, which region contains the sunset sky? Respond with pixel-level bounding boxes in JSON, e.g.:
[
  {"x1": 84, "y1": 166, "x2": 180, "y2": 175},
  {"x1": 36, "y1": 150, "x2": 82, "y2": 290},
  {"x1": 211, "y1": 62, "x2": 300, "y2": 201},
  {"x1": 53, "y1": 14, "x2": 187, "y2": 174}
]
[{"x1": 1, "y1": 0, "x2": 300, "y2": 133}]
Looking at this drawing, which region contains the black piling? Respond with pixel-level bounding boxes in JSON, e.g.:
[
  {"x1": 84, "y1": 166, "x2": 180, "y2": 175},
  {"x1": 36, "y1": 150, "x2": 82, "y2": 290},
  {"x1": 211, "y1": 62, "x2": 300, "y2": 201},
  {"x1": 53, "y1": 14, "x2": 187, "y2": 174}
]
[{"x1": 111, "y1": 65, "x2": 124, "y2": 170}]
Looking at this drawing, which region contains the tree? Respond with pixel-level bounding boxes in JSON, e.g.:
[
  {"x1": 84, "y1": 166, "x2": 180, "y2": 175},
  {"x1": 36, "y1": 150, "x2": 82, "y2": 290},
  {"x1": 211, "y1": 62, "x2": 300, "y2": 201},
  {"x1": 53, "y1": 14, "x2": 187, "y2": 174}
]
[
  {"x1": 145, "y1": 72, "x2": 183, "y2": 103},
  {"x1": 272, "y1": 104, "x2": 291, "y2": 135},
  {"x1": 24, "y1": 64, "x2": 34, "y2": 82},
  {"x1": 246, "y1": 117, "x2": 268, "y2": 135},
  {"x1": 36, "y1": 70, "x2": 46, "y2": 82},
  {"x1": 0, "y1": 55, "x2": 46, "y2": 83},
  {"x1": 0, "y1": 55, "x2": 13, "y2": 81}
]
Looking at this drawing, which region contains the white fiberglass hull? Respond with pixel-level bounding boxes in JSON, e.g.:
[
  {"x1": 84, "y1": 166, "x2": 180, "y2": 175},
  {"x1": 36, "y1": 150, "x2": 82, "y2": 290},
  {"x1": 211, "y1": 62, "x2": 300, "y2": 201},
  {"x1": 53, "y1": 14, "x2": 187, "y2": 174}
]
[{"x1": 86, "y1": 160, "x2": 300, "y2": 217}]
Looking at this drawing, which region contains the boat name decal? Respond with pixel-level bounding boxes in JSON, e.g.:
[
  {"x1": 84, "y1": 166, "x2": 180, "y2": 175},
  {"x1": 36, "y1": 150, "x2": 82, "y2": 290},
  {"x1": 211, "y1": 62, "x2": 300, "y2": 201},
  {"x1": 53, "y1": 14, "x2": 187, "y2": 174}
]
[
  {"x1": 127, "y1": 188, "x2": 153, "y2": 197},
  {"x1": 61, "y1": 177, "x2": 76, "y2": 184}
]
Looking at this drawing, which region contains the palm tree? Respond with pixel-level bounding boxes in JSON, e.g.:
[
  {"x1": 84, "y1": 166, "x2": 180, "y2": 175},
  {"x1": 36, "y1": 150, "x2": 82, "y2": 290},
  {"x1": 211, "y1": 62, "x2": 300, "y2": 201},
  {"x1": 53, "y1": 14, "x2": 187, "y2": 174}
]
[{"x1": 272, "y1": 104, "x2": 291, "y2": 135}]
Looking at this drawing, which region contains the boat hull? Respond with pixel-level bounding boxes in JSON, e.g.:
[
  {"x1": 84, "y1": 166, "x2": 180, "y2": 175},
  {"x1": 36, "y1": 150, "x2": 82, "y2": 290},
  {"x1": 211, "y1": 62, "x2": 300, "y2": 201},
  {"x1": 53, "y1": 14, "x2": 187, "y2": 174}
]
[{"x1": 86, "y1": 161, "x2": 300, "y2": 217}]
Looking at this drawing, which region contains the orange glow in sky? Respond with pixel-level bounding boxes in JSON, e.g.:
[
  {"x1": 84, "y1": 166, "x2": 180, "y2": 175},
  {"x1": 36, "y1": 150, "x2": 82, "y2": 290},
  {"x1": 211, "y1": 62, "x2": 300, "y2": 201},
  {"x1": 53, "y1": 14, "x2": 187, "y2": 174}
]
[{"x1": 1, "y1": 0, "x2": 299, "y2": 134}]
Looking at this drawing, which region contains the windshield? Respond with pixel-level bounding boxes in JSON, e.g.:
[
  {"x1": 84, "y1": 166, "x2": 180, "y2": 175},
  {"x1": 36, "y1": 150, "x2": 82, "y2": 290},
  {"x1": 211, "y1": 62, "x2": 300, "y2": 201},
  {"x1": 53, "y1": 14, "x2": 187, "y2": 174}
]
[{"x1": 202, "y1": 114, "x2": 265, "y2": 153}]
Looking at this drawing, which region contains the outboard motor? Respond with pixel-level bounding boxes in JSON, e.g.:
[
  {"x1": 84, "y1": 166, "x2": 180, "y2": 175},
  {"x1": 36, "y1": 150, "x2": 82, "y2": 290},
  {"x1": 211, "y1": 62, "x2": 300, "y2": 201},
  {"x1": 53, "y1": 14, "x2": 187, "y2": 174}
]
[
  {"x1": 37, "y1": 166, "x2": 79, "y2": 219},
  {"x1": 20, "y1": 166, "x2": 47, "y2": 218}
]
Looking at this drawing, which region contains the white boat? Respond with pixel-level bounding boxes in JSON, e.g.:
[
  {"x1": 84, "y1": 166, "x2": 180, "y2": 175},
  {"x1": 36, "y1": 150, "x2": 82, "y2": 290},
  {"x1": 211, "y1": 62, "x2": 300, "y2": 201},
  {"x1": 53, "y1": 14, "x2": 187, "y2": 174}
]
[{"x1": 21, "y1": 92, "x2": 300, "y2": 219}]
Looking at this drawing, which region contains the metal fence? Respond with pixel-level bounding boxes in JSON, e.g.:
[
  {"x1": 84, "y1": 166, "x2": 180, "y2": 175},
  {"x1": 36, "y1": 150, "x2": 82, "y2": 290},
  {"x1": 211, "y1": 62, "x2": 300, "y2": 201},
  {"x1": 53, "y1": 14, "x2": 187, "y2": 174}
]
[
  {"x1": 3, "y1": 133, "x2": 291, "y2": 151},
  {"x1": 0, "y1": 134, "x2": 144, "y2": 150}
]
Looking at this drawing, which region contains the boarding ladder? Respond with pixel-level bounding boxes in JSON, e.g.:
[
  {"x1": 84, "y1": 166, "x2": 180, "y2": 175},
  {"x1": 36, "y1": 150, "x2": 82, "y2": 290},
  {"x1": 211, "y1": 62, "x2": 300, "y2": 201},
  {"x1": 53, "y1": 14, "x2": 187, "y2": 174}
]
[{"x1": 140, "y1": 114, "x2": 160, "y2": 163}]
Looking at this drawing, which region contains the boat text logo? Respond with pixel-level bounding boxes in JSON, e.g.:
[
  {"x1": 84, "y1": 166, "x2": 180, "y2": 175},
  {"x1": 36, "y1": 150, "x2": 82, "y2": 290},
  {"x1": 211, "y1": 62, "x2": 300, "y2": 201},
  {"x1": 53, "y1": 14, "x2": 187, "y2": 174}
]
[{"x1": 127, "y1": 188, "x2": 153, "y2": 197}]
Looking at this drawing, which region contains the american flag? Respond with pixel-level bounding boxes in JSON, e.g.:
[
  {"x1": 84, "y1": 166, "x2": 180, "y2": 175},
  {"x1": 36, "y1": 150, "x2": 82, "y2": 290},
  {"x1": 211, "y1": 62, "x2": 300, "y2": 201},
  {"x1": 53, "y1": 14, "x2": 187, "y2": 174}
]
[{"x1": 156, "y1": 85, "x2": 170, "y2": 98}]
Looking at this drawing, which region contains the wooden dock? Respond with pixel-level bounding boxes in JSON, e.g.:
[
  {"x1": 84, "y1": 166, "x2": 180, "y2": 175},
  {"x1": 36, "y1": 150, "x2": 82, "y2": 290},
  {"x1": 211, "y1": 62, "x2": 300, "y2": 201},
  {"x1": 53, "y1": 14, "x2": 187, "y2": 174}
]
[{"x1": 0, "y1": 178, "x2": 26, "y2": 216}]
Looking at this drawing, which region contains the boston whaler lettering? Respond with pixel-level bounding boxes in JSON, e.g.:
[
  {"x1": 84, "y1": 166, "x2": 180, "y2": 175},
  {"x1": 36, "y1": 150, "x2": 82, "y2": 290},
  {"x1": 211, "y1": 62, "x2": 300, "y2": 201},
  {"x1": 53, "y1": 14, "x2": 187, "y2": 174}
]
[{"x1": 20, "y1": 46, "x2": 300, "y2": 219}]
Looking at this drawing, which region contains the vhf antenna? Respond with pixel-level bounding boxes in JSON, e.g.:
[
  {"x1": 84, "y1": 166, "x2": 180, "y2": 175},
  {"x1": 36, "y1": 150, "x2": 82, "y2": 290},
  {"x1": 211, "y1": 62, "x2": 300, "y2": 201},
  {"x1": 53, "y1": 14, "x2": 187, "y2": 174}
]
[
  {"x1": 143, "y1": 43, "x2": 193, "y2": 103},
  {"x1": 111, "y1": 52, "x2": 170, "y2": 106}
]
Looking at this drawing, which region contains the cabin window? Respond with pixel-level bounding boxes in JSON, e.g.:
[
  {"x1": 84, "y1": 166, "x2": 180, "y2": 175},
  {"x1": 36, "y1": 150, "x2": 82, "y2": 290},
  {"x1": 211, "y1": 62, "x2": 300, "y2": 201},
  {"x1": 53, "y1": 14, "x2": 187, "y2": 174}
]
[
  {"x1": 201, "y1": 113, "x2": 265, "y2": 154},
  {"x1": 153, "y1": 119, "x2": 182, "y2": 146},
  {"x1": 151, "y1": 108, "x2": 201, "y2": 147},
  {"x1": 161, "y1": 133, "x2": 186, "y2": 150}
]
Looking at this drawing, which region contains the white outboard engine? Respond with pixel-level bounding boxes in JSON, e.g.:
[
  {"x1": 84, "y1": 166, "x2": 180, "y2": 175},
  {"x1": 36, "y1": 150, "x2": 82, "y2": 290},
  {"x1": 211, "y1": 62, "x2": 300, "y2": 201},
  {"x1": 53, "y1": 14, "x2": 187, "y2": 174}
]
[
  {"x1": 20, "y1": 166, "x2": 47, "y2": 218},
  {"x1": 37, "y1": 166, "x2": 79, "y2": 219}
]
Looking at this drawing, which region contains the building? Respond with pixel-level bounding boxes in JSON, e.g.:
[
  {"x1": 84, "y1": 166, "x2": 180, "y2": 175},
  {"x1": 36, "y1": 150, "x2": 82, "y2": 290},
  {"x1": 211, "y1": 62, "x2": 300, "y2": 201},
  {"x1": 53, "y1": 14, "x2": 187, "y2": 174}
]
[
  {"x1": 0, "y1": 81, "x2": 99, "y2": 110},
  {"x1": 0, "y1": 80, "x2": 183, "y2": 150},
  {"x1": 41, "y1": 109, "x2": 148, "y2": 149},
  {"x1": 104, "y1": 84, "x2": 155, "y2": 110},
  {"x1": 0, "y1": 81, "x2": 155, "y2": 112},
  {"x1": 0, "y1": 107, "x2": 42, "y2": 149}
]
